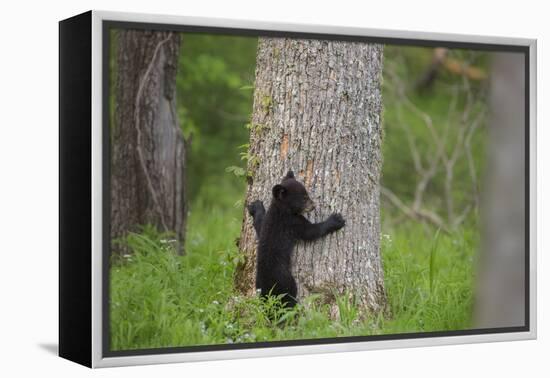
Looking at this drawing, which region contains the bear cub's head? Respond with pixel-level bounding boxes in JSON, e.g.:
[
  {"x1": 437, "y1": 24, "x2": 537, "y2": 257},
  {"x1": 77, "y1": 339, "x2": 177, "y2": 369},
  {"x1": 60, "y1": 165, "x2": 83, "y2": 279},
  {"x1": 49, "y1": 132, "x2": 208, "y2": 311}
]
[{"x1": 272, "y1": 170, "x2": 315, "y2": 214}]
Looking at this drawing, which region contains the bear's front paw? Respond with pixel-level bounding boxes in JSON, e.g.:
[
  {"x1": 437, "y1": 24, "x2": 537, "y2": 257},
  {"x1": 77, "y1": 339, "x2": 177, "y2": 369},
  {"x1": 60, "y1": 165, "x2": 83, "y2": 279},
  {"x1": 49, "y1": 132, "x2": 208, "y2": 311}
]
[
  {"x1": 247, "y1": 200, "x2": 265, "y2": 216},
  {"x1": 327, "y1": 213, "x2": 345, "y2": 231}
]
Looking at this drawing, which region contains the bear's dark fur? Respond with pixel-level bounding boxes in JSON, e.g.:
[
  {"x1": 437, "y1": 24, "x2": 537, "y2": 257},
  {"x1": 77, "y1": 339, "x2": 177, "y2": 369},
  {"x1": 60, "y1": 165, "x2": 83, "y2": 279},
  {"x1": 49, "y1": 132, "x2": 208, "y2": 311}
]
[{"x1": 247, "y1": 170, "x2": 345, "y2": 307}]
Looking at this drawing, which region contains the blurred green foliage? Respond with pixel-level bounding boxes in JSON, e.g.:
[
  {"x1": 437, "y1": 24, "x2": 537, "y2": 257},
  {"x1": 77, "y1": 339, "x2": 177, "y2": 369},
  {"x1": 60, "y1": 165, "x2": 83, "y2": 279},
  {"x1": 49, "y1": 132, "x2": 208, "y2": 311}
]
[
  {"x1": 176, "y1": 34, "x2": 257, "y2": 204},
  {"x1": 382, "y1": 46, "x2": 488, "y2": 228}
]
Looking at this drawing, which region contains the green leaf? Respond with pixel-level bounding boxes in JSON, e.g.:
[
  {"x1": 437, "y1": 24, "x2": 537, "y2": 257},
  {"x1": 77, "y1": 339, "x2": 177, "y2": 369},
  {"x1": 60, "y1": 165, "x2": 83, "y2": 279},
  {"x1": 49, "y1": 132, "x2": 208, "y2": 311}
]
[{"x1": 225, "y1": 166, "x2": 246, "y2": 177}]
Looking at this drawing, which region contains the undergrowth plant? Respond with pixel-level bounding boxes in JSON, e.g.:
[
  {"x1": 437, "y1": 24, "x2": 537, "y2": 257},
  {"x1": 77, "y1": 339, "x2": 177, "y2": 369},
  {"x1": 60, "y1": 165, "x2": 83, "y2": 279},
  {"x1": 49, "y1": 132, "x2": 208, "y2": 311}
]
[{"x1": 110, "y1": 204, "x2": 476, "y2": 350}]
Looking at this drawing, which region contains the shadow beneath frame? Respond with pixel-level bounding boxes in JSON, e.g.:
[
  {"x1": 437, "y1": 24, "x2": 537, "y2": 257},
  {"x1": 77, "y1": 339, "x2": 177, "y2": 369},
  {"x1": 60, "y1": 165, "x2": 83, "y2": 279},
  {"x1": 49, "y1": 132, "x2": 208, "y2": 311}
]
[{"x1": 38, "y1": 343, "x2": 59, "y2": 356}]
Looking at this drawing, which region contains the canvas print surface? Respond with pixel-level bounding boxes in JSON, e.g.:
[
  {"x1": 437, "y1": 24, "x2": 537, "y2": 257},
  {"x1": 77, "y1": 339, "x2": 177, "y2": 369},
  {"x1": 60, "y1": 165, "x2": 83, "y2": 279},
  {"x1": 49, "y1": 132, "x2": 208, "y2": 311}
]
[{"x1": 106, "y1": 26, "x2": 527, "y2": 353}]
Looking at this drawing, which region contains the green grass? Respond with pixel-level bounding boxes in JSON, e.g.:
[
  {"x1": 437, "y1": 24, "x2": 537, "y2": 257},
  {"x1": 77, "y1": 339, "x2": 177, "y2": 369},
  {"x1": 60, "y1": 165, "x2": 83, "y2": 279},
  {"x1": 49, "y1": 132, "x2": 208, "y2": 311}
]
[{"x1": 110, "y1": 203, "x2": 477, "y2": 351}]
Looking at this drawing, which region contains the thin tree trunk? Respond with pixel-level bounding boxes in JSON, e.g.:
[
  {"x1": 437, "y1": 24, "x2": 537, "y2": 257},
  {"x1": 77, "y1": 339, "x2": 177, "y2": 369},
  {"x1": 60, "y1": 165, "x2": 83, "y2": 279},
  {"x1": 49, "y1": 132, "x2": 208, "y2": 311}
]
[
  {"x1": 236, "y1": 38, "x2": 387, "y2": 313},
  {"x1": 475, "y1": 52, "x2": 526, "y2": 327},
  {"x1": 111, "y1": 30, "x2": 187, "y2": 255}
]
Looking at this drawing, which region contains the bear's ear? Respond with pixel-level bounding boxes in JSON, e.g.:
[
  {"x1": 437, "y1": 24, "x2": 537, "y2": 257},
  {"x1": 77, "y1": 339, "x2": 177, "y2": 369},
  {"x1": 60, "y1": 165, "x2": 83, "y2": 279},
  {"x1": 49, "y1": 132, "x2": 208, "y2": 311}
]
[
  {"x1": 285, "y1": 170, "x2": 295, "y2": 179},
  {"x1": 272, "y1": 184, "x2": 287, "y2": 200}
]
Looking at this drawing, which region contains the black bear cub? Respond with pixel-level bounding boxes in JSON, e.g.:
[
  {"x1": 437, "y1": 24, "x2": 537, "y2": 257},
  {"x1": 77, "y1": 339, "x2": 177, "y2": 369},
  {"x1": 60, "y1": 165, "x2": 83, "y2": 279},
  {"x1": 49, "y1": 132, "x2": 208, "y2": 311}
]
[{"x1": 247, "y1": 170, "x2": 345, "y2": 308}]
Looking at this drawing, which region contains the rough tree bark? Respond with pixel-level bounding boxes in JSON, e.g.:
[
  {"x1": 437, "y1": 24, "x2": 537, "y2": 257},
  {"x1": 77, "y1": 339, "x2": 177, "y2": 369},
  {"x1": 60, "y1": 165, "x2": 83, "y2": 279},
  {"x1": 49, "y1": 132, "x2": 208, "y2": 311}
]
[
  {"x1": 111, "y1": 30, "x2": 188, "y2": 255},
  {"x1": 236, "y1": 38, "x2": 387, "y2": 313},
  {"x1": 475, "y1": 52, "x2": 526, "y2": 327}
]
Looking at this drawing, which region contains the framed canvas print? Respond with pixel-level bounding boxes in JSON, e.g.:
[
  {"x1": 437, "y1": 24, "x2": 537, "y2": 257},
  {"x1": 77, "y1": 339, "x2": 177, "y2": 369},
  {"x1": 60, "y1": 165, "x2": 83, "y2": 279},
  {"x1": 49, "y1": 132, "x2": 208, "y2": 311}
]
[{"x1": 59, "y1": 10, "x2": 537, "y2": 368}]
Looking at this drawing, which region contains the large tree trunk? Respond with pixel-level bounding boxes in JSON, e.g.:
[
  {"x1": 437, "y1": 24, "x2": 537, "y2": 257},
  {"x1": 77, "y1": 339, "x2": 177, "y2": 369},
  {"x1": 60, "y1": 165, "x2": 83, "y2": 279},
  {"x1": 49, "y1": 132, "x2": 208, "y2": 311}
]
[
  {"x1": 236, "y1": 38, "x2": 387, "y2": 313},
  {"x1": 475, "y1": 52, "x2": 526, "y2": 328},
  {"x1": 111, "y1": 30, "x2": 187, "y2": 255}
]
